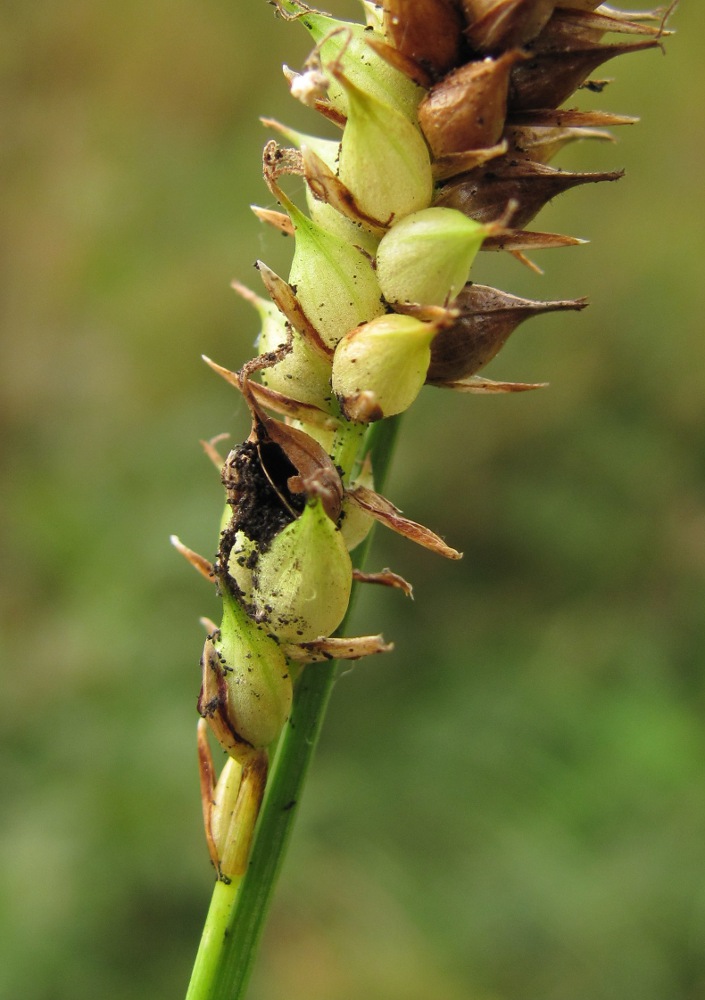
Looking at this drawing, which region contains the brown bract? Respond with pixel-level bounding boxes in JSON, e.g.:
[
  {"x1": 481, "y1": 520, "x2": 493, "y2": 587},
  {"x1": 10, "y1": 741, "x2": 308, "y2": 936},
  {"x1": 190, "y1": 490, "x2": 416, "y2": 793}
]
[
  {"x1": 427, "y1": 282, "x2": 587, "y2": 382},
  {"x1": 508, "y1": 39, "x2": 659, "y2": 111},
  {"x1": 435, "y1": 159, "x2": 623, "y2": 228}
]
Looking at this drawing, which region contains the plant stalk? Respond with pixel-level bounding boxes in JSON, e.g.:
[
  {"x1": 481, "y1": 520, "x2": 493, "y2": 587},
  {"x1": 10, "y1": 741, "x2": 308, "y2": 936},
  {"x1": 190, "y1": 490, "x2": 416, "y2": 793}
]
[{"x1": 186, "y1": 416, "x2": 401, "y2": 1000}]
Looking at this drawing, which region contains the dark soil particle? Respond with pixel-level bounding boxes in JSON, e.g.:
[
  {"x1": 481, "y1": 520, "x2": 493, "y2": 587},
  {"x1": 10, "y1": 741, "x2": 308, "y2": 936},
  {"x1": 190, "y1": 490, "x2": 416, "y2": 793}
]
[{"x1": 220, "y1": 439, "x2": 306, "y2": 554}]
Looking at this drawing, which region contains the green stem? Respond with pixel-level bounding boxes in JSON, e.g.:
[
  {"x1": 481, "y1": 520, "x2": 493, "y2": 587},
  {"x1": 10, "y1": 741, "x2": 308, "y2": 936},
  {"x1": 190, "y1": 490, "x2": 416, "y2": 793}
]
[
  {"x1": 186, "y1": 415, "x2": 401, "y2": 1000},
  {"x1": 185, "y1": 879, "x2": 240, "y2": 1000}
]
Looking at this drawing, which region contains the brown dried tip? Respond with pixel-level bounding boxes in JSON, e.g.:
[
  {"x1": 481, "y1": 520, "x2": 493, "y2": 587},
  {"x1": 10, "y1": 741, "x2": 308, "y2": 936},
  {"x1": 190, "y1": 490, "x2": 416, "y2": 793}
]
[
  {"x1": 418, "y1": 49, "x2": 525, "y2": 157},
  {"x1": 481, "y1": 228, "x2": 585, "y2": 253},
  {"x1": 427, "y1": 282, "x2": 587, "y2": 382},
  {"x1": 346, "y1": 485, "x2": 462, "y2": 560},
  {"x1": 435, "y1": 374, "x2": 548, "y2": 392},
  {"x1": 383, "y1": 0, "x2": 465, "y2": 79},
  {"x1": 463, "y1": 0, "x2": 558, "y2": 53},
  {"x1": 353, "y1": 567, "x2": 414, "y2": 598},
  {"x1": 435, "y1": 159, "x2": 623, "y2": 228},
  {"x1": 285, "y1": 634, "x2": 394, "y2": 663}
]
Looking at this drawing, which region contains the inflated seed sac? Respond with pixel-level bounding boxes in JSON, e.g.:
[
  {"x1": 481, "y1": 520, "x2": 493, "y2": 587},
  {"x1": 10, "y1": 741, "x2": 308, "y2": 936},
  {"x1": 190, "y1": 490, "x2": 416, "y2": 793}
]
[
  {"x1": 252, "y1": 496, "x2": 353, "y2": 643},
  {"x1": 199, "y1": 589, "x2": 293, "y2": 757},
  {"x1": 375, "y1": 208, "x2": 488, "y2": 307},
  {"x1": 258, "y1": 323, "x2": 335, "y2": 411},
  {"x1": 462, "y1": 0, "x2": 558, "y2": 51},
  {"x1": 332, "y1": 314, "x2": 438, "y2": 422},
  {"x1": 287, "y1": 195, "x2": 384, "y2": 350},
  {"x1": 335, "y1": 72, "x2": 434, "y2": 224}
]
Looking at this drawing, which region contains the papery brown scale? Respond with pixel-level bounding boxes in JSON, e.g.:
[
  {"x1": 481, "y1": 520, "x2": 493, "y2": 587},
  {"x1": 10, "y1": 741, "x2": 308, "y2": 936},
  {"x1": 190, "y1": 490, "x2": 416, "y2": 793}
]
[
  {"x1": 481, "y1": 229, "x2": 583, "y2": 252},
  {"x1": 507, "y1": 108, "x2": 638, "y2": 129},
  {"x1": 558, "y1": 0, "x2": 607, "y2": 9},
  {"x1": 533, "y1": 8, "x2": 663, "y2": 50},
  {"x1": 382, "y1": 0, "x2": 465, "y2": 79},
  {"x1": 426, "y1": 282, "x2": 587, "y2": 381},
  {"x1": 508, "y1": 39, "x2": 659, "y2": 111},
  {"x1": 503, "y1": 124, "x2": 613, "y2": 164},
  {"x1": 434, "y1": 160, "x2": 623, "y2": 227},
  {"x1": 418, "y1": 49, "x2": 524, "y2": 157},
  {"x1": 463, "y1": 0, "x2": 558, "y2": 53}
]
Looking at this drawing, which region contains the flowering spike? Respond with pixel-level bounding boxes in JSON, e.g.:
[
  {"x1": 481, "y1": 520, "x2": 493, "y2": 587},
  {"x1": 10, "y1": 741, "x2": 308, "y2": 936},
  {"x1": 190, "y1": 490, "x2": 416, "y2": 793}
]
[{"x1": 174, "y1": 0, "x2": 674, "y2": 898}]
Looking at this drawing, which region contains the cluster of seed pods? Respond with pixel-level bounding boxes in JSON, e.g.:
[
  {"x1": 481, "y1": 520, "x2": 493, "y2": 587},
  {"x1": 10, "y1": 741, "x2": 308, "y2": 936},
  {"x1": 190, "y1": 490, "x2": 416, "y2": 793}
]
[{"x1": 174, "y1": 0, "x2": 670, "y2": 880}]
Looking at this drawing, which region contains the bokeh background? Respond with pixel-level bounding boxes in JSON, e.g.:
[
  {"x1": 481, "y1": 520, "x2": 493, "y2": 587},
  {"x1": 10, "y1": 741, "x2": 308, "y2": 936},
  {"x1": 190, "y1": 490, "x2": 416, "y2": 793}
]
[{"x1": 2, "y1": 2, "x2": 704, "y2": 998}]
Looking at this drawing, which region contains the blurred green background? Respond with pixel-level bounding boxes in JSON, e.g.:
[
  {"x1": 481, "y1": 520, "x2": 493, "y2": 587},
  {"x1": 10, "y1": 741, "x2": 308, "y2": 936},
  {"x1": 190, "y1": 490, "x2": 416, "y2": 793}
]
[{"x1": 2, "y1": 2, "x2": 704, "y2": 998}]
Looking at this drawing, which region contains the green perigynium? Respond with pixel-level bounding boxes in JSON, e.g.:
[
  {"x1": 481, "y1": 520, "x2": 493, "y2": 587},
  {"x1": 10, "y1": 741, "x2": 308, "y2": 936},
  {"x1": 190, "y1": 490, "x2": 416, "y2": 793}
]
[
  {"x1": 251, "y1": 496, "x2": 353, "y2": 643},
  {"x1": 200, "y1": 589, "x2": 292, "y2": 757},
  {"x1": 176, "y1": 2, "x2": 673, "y2": 996},
  {"x1": 332, "y1": 314, "x2": 439, "y2": 421},
  {"x1": 375, "y1": 207, "x2": 489, "y2": 306}
]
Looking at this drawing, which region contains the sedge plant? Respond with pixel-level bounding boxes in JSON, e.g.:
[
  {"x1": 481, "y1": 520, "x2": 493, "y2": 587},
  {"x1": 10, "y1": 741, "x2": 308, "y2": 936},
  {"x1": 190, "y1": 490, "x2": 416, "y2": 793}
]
[{"x1": 172, "y1": 2, "x2": 675, "y2": 997}]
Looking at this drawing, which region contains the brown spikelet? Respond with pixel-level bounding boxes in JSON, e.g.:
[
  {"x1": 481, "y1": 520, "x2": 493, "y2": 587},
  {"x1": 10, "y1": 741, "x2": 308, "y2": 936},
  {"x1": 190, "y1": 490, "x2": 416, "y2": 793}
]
[
  {"x1": 426, "y1": 284, "x2": 588, "y2": 382},
  {"x1": 435, "y1": 160, "x2": 624, "y2": 227},
  {"x1": 463, "y1": 0, "x2": 558, "y2": 52},
  {"x1": 383, "y1": 0, "x2": 465, "y2": 79},
  {"x1": 508, "y1": 38, "x2": 660, "y2": 111},
  {"x1": 418, "y1": 49, "x2": 525, "y2": 155}
]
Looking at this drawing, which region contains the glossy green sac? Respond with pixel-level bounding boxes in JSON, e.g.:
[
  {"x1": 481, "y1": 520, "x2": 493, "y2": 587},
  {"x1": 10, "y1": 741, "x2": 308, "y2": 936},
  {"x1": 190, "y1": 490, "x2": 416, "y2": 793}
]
[
  {"x1": 207, "y1": 589, "x2": 293, "y2": 753},
  {"x1": 337, "y1": 76, "x2": 433, "y2": 225},
  {"x1": 252, "y1": 496, "x2": 353, "y2": 643},
  {"x1": 332, "y1": 314, "x2": 438, "y2": 422},
  {"x1": 375, "y1": 207, "x2": 488, "y2": 306},
  {"x1": 287, "y1": 196, "x2": 385, "y2": 349}
]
